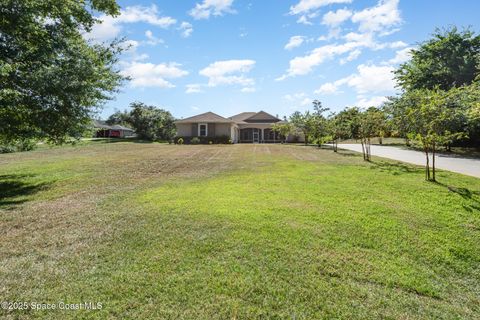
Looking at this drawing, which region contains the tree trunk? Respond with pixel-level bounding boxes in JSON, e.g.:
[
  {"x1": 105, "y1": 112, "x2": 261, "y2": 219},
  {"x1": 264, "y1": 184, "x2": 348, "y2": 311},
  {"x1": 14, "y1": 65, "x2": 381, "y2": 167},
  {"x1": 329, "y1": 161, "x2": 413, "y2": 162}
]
[
  {"x1": 405, "y1": 138, "x2": 410, "y2": 147},
  {"x1": 432, "y1": 141, "x2": 436, "y2": 182},
  {"x1": 360, "y1": 139, "x2": 366, "y2": 160},
  {"x1": 445, "y1": 143, "x2": 451, "y2": 152},
  {"x1": 333, "y1": 139, "x2": 338, "y2": 152},
  {"x1": 378, "y1": 136, "x2": 383, "y2": 145},
  {"x1": 424, "y1": 147, "x2": 430, "y2": 181},
  {"x1": 367, "y1": 138, "x2": 371, "y2": 161}
]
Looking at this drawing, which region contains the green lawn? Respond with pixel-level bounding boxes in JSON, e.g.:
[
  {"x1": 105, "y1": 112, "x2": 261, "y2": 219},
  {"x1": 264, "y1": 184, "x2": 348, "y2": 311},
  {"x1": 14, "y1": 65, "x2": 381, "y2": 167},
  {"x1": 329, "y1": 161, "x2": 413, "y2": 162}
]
[{"x1": 1, "y1": 142, "x2": 479, "y2": 319}]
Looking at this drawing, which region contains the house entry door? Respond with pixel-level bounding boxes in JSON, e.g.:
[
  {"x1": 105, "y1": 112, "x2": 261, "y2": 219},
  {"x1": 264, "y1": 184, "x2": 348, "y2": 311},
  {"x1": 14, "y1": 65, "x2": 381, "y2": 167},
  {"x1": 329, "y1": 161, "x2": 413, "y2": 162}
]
[{"x1": 253, "y1": 129, "x2": 259, "y2": 143}]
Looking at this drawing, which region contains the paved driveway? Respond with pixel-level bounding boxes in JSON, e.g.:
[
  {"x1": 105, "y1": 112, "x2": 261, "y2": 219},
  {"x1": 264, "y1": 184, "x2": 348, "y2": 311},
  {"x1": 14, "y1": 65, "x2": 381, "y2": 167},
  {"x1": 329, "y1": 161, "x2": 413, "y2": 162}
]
[{"x1": 336, "y1": 144, "x2": 480, "y2": 179}]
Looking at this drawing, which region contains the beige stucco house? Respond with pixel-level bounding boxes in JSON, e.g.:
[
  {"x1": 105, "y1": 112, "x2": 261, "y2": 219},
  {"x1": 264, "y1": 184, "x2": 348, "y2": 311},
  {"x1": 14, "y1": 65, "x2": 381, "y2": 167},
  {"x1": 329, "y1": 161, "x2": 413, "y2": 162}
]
[{"x1": 175, "y1": 111, "x2": 296, "y2": 143}]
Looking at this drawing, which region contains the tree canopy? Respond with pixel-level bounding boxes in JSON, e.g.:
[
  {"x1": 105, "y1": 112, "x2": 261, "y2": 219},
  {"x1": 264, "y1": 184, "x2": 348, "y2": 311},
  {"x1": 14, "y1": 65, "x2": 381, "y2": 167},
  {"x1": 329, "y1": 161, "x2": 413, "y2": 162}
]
[
  {"x1": 107, "y1": 102, "x2": 176, "y2": 141},
  {"x1": 0, "y1": 0, "x2": 124, "y2": 144},
  {"x1": 395, "y1": 27, "x2": 480, "y2": 91}
]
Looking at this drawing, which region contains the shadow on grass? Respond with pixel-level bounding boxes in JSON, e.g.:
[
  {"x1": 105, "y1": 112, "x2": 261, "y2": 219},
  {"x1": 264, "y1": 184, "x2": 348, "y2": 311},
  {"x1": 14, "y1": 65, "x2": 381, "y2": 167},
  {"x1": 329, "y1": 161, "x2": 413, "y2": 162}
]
[
  {"x1": 0, "y1": 174, "x2": 51, "y2": 208},
  {"x1": 434, "y1": 182, "x2": 480, "y2": 212},
  {"x1": 87, "y1": 138, "x2": 159, "y2": 145},
  {"x1": 369, "y1": 160, "x2": 422, "y2": 176},
  {"x1": 335, "y1": 151, "x2": 358, "y2": 157}
]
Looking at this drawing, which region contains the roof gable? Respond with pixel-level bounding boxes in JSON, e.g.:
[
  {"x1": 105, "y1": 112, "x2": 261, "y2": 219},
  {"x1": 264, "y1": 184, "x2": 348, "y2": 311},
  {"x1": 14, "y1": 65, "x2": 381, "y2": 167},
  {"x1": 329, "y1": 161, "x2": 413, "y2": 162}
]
[
  {"x1": 175, "y1": 112, "x2": 232, "y2": 123},
  {"x1": 229, "y1": 112, "x2": 257, "y2": 123},
  {"x1": 243, "y1": 111, "x2": 280, "y2": 123}
]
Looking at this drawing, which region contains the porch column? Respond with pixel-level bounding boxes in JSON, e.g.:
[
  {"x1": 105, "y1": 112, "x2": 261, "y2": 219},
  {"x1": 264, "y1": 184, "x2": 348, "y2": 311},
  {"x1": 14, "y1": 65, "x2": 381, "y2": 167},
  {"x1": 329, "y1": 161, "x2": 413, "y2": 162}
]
[{"x1": 261, "y1": 128, "x2": 264, "y2": 143}]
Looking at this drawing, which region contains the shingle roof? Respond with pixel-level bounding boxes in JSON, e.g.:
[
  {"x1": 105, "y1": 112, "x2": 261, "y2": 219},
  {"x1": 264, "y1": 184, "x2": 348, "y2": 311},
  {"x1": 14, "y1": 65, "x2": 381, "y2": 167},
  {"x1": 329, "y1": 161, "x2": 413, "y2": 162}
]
[
  {"x1": 111, "y1": 125, "x2": 134, "y2": 131},
  {"x1": 175, "y1": 112, "x2": 233, "y2": 123},
  {"x1": 229, "y1": 112, "x2": 257, "y2": 123},
  {"x1": 93, "y1": 120, "x2": 134, "y2": 131},
  {"x1": 93, "y1": 120, "x2": 111, "y2": 129},
  {"x1": 244, "y1": 111, "x2": 280, "y2": 122},
  {"x1": 230, "y1": 111, "x2": 281, "y2": 123}
]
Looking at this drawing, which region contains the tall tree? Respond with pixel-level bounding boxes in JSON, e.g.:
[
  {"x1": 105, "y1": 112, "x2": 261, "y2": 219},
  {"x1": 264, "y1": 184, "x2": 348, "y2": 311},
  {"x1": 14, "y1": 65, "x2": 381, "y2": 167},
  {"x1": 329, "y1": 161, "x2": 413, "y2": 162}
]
[
  {"x1": 106, "y1": 109, "x2": 131, "y2": 126},
  {"x1": 271, "y1": 123, "x2": 294, "y2": 143},
  {"x1": 357, "y1": 107, "x2": 386, "y2": 161},
  {"x1": 290, "y1": 111, "x2": 315, "y2": 145},
  {"x1": 0, "y1": 0, "x2": 124, "y2": 144},
  {"x1": 395, "y1": 27, "x2": 480, "y2": 91},
  {"x1": 128, "y1": 102, "x2": 176, "y2": 141},
  {"x1": 400, "y1": 88, "x2": 467, "y2": 181},
  {"x1": 309, "y1": 100, "x2": 330, "y2": 147}
]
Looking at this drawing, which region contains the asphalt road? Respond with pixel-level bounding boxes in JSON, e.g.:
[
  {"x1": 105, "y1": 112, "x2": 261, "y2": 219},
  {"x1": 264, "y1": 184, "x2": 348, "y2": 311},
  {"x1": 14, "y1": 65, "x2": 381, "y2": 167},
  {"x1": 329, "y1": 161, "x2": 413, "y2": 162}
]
[{"x1": 336, "y1": 144, "x2": 480, "y2": 179}]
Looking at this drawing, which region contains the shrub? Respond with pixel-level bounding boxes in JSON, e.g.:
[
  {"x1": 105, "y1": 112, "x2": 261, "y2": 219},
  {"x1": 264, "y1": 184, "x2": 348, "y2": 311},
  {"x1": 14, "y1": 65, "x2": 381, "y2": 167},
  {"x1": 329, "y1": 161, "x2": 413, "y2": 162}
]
[
  {"x1": 17, "y1": 139, "x2": 37, "y2": 151},
  {"x1": 228, "y1": 139, "x2": 233, "y2": 144},
  {"x1": 0, "y1": 144, "x2": 15, "y2": 154},
  {"x1": 191, "y1": 137, "x2": 200, "y2": 145},
  {"x1": 214, "y1": 135, "x2": 230, "y2": 144},
  {"x1": 0, "y1": 139, "x2": 37, "y2": 153},
  {"x1": 177, "y1": 137, "x2": 184, "y2": 145},
  {"x1": 209, "y1": 140, "x2": 213, "y2": 145}
]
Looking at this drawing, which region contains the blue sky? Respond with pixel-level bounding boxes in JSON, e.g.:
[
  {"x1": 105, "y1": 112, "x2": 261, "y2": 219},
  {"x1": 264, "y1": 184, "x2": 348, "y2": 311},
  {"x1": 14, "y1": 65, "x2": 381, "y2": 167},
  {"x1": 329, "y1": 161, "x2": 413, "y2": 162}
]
[{"x1": 86, "y1": 0, "x2": 480, "y2": 120}]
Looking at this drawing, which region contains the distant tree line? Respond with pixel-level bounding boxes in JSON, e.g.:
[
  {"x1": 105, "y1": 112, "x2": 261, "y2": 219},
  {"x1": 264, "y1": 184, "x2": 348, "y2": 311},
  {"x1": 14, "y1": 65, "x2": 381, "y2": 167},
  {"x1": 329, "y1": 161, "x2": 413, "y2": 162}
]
[
  {"x1": 278, "y1": 27, "x2": 480, "y2": 182},
  {"x1": 106, "y1": 102, "x2": 176, "y2": 142}
]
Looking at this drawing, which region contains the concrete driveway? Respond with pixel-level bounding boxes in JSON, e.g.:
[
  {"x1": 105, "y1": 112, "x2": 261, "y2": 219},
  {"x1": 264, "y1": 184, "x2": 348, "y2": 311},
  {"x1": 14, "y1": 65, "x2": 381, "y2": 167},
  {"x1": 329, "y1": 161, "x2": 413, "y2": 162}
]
[{"x1": 336, "y1": 144, "x2": 480, "y2": 179}]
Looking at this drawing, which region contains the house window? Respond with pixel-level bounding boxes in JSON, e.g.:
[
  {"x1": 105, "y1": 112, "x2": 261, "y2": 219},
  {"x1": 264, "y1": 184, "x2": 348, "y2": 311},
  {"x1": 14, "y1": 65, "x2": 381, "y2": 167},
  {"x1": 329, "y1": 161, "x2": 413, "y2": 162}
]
[{"x1": 198, "y1": 123, "x2": 207, "y2": 137}]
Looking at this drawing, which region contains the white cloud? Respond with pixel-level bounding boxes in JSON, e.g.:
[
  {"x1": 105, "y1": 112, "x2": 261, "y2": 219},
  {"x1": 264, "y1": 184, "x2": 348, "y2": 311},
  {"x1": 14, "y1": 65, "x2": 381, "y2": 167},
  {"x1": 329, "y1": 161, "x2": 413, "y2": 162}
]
[
  {"x1": 179, "y1": 22, "x2": 193, "y2": 38},
  {"x1": 297, "y1": 15, "x2": 313, "y2": 25},
  {"x1": 120, "y1": 40, "x2": 140, "y2": 53},
  {"x1": 340, "y1": 49, "x2": 361, "y2": 64},
  {"x1": 315, "y1": 82, "x2": 340, "y2": 95},
  {"x1": 290, "y1": 0, "x2": 351, "y2": 25},
  {"x1": 315, "y1": 63, "x2": 396, "y2": 104},
  {"x1": 121, "y1": 62, "x2": 188, "y2": 88},
  {"x1": 241, "y1": 87, "x2": 256, "y2": 93},
  {"x1": 277, "y1": 42, "x2": 362, "y2": 79},
  {"x1": 351, "y1": 0, "x2": 401, "y2": 34},
  {"x1": 320, "y1": 63, "x2": 396, "y2": 95},
  {"x1": 277, "y1": 24, "x2": 408, "y2": 80},
  {"x1": 322, "y1": 8, "x2": 352, "y2": 27},
  {"x1": 186, "y1": 84, "x2": 204, "y2": 94},
  {"x1": 386, "y1": 47, "x2": 413, "y2": 65},
  {"x1": 285, "y1": 36, "x2": 306, "y2": 50},
  {"x1": 86, "y1": 5, "x2": 176, "y2": 42},
  {"x1": 355, "y1": 95, "x2": 389, "y2": 108},
  {"x1": 189, "y1": 0, "x2": 235, "y2": 20},
  {"x1": 289, "y1": 0, "x2": 352, "y2": 15},
  {"x1": 145, "y1": 30, "x2": 164, "y2": 46},
  {"x1": 388, "y1": 41, "x2": 408, "y2": 49},
  {"x1": 199, "y1": 59, "x2": 255, "y2": 87},
  {"x1": 284, "y1": 92, "x2": 312, "y2": 107}
]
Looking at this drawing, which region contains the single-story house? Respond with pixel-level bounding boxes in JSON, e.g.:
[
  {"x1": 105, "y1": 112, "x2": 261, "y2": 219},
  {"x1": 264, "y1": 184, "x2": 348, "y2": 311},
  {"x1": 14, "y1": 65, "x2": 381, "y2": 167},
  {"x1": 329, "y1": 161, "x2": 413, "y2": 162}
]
[
  {"x1": 93, "y1": 120, "x2": 135, "y2": 138},
  {"x1": 175, "y1": 111, "x2": 302, "y2": 143}
]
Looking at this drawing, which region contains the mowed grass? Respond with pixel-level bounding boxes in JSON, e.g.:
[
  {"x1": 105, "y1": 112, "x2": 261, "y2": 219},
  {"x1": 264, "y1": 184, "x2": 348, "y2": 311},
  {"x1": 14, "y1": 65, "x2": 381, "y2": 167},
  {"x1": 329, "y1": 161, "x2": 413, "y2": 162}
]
[{"x1": 0, "y1": 142, "x2": 479, "y2": 319}]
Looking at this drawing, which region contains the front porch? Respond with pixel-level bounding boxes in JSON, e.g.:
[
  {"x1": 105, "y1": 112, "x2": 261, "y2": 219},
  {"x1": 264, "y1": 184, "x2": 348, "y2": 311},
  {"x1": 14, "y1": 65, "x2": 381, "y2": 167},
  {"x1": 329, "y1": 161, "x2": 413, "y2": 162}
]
[{"x1": 239, "y1": 128, "x2": 283, "y2": 143}]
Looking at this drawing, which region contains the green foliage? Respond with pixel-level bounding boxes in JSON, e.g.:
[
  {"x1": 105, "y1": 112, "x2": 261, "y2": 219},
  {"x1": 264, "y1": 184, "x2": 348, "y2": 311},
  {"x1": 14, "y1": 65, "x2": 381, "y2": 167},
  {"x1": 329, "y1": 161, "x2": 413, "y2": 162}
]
[
  {"x1": 395, "y1": 27, "x2": 480, "y2": 91},
  {"x1": 396, "y1": 88, "x2": 469, "y2": 180},
  {"x1": 271, "y1": 123, "x2": 294, "y2": 143},
  {"x1": 289, "y1": 102, "x2": 329, "y2": 145},
  {"x1": 127, "y1": 102, "x2": 176, "y2": 141},
  {"x1": 390, "y1": 27, "x2": 480, "y2": 152},
  {"x1": 174, "y1": 135, "x2": 231, "y2": 145},
  {"x1": 176, "y1": 137, "x2": 184, "y2": 145},
  {"x1": 0, "y1": 0, "x2": 124, "y2": 144},
  {"x1": 106, "y1": 109, "x2": 131, "y2": 126},
  {"x1": 0, "y1": 138, "x2": 37, "y2": 153}
]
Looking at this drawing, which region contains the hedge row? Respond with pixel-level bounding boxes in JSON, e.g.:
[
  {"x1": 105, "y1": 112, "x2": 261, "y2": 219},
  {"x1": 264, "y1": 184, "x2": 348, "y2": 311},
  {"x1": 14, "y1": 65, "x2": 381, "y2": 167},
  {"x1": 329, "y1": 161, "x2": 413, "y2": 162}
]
[{"x1": 174, "y1": 135, "x2": 232, "y2": 144}]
